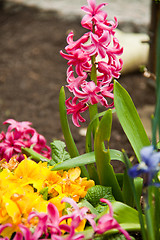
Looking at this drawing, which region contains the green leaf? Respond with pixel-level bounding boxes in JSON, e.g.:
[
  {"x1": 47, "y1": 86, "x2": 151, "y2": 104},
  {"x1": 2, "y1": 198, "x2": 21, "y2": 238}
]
[
  {"x1": 50, "y1": 140, "x2": 71, "y2": 164},
  {"x1": 114, "y1": 80, "x2": 150, "y2": 162},
  {"x1": 85, "y1": 185, "x2": 115, "y2": 207},
  {"x1": 78, "y1": 199, "x2": 98, "y2": 215},
  {"x1": 59, "y1": 86, "x2": 79, "y2": 158},
  {"x1": 39, "y1": 187, "x2": 48, "y2": 200},
  {"x1": 97, "y1": 233, "x2": 135, "y2": 240},
  {"x1": 22, "y1": 147, "x2": 51, "y2": 163},
  {"x1": 94, "y1": 110, "x2": 123, "y2": 202},
  {"x1": 51, "y1": 149, "x2": 124, "y2": 171}
]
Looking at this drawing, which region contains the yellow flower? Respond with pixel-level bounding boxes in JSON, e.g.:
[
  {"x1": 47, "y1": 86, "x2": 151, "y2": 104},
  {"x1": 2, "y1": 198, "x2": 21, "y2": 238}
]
[{"x1": 0, "y1": 156, "x2": 95, "y2": 236}]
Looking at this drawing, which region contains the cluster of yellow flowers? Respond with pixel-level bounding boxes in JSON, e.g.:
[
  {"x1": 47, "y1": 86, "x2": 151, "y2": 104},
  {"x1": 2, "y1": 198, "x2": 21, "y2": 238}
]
[{"x1": 0, "y1": 156, "x2": 94, "y2": 236}]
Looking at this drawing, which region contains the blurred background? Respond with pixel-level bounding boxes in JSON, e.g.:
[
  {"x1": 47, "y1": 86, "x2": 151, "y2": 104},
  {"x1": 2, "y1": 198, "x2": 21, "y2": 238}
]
[
  {"x1": 0, "y1": 0, "x2": 156, "y2": 162},
  {"x1": 3, "y1": 0, "x2": 150, "y2": 27}
]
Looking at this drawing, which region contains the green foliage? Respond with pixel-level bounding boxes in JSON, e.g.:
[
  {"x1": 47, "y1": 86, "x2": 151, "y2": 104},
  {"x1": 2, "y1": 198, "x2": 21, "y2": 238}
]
[
  {"x1": 39, "y1": 187, "x2": 48, "y2": 200},
  {"x1": 95, "y1": 233, "x2": 135, "y2": 240},
  {"x1": 51, "y1": 149, "x2": 124, "y2": 171},
  {"x1": 114, "y1": 80, "x2": 150, "y2": 162},
  {"x1": 50, "y1": 140, "x2": 71, "y2": 164},
  {"x1": 94, "y1": 109, "x2": 123, "y2": 202},
  {"x1": 85, "y1": 185, "x2": 115, "y2": 207}
]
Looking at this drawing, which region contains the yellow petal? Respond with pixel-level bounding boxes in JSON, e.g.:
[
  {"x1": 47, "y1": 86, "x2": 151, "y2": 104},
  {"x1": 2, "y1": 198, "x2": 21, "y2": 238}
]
[
  {"x1": 68, "y1": 167, "x2": 81, "y2": 181},
  {"x1": 2, "y1": 196, "x2": 21, "y2": 224}
]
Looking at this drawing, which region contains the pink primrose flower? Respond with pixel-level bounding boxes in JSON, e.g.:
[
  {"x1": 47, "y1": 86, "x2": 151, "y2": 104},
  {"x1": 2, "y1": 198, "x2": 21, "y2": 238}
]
[{"x1": 95, "y1": 199, "x2": 131, "y2": 240}]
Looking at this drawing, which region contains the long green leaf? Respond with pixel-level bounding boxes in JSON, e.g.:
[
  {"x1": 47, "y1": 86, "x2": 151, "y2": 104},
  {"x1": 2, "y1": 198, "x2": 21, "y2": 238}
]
[
  {"x1": 94, "y1": 109, "x2": 123, "y2": 202},
  {"x1": 51, "y1": 149, "x2": 124, "y2": 171},
  {"x1": 114, "y1": 80, "x2": 150, "y2": 162},
  {"x1": 59, "y1": 86, "x2": 79, "y2": 158}
]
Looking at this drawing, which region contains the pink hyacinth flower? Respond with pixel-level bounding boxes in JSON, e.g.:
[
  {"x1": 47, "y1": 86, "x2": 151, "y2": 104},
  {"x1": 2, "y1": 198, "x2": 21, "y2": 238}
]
[
  {"x1": 65, "y1": 31, "x2": 89, "y2": 53},
  {"x1": 66, "y1": 66, "x2": 87, "y2": 92},
  {"x1": 60, "y1": 49, "x2": 91, "y2": 76},
  {"x1": 61, "y1": 197, "x2": 97, "y2": 231},
  {"x1": 81, "y1": 31, "x2": 111, "y2": 58},
  {"x1": 73, "y1": 81, "x2": 108, "y2": 107},
  {"x1": 3, "y1": 119, "x2": 33, "y2": 133},
  {"x1": 95, "y1": 199, "x2": 131, "y2": 240},
  {"x1": 81, "y1": 0, "x2": 108, "y2": 29},
  {"x1": 65, "y1": 97, "x2": 88, "y2": 127}
]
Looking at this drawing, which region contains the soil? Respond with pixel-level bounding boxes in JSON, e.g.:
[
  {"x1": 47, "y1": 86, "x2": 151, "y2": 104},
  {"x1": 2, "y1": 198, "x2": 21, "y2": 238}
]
[{"x1": 0, "y1": 4, "x2": 156, "y2": 173}]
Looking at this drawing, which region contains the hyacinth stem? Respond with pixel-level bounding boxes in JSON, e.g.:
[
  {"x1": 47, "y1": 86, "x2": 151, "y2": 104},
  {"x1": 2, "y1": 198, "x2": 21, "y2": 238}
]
[
  {"x1": 89, "y1": 54, "x2": 99, "y2": 139},
  {"x1": 87, "y1": 53, "x2": 100, "y2": 183}
]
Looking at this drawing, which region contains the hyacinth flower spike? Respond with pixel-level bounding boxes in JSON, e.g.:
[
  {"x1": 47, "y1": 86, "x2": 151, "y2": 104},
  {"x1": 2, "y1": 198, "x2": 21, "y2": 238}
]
[{"x1": 60, "y1": 0, "x2": 123, "y2": 128}]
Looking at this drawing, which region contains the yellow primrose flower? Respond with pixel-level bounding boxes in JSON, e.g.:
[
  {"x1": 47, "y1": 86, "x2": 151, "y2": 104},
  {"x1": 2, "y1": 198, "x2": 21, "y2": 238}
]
[{"x1": 0, "y1": 156, "x2": 95, "y2": 236}]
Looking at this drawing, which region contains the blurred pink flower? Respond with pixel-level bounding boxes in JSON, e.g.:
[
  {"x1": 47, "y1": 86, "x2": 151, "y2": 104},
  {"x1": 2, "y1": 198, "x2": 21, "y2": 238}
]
[{"x1": 0, "y1": 119, "x2": 51, "y2": 161}]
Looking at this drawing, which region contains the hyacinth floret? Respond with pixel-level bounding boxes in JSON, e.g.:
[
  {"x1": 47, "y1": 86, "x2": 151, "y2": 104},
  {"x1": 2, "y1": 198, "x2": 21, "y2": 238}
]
[
  {"x1": 0, "y1": 119, "x2": 51, "y2": 161},
  {"x1": 60, "y1": 0, "x2": 123, "y2": 127}
]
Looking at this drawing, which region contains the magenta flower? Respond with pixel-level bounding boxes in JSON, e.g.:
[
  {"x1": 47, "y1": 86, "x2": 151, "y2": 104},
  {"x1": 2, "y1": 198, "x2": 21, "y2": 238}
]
[
  {"x1": 60, "y1": 0, "x2": 123, "y2": 127},
  {"x1": 0, "y1": 223, "x2": 12, "y2": 240},
  {"x1": 65, "y1": 97, "x2": 88, "y2": 127},
  {"x1": 60, "y1": 49, "x2": 91, "y2": 76},
  {"x1": 65, "y1": 31, "x2": 89, "y2": 53},
  {"x1": 81, "y1": 0, "x2": 108, "y2": 29},
  {"x1": 28, "y1": 202, "x2": 62, "y2": 238},
  {"x1": 0, "y1": 131, "x2": 25, "y2": 161},
  {"x1": 95, "y1": 199, "x2": 131, "y2": 240},
  {"x1": 0, "y1": 119, "x2": 51, "y2": 161},
  {"x1": 3, "y1": 119, "x2": 33, "y2": 134},
  {"x1": 98, "y1": 58, "x2": 123, "y2": 82},
  {"x1": 81, "y1": 31, "x2": 111, "y2": 58},
  {"x1": 61, "y1": 197, "x2": 97, "y2": 230},
  {"x1": 66, "y1": 66, "x2": 87, "y2": 92},
  {"x1": 73, "y1": 81, "x2": 108, "y2": 107}
]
